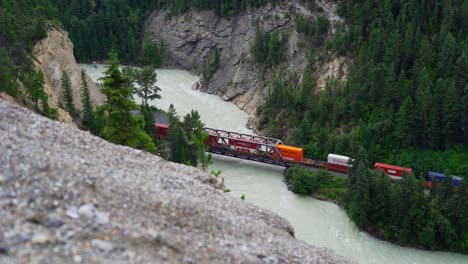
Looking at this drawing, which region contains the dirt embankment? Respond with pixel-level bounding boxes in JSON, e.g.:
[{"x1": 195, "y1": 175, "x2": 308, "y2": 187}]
[{"x1": 33, "y1": 28, "x2": 105, "y2": 125}]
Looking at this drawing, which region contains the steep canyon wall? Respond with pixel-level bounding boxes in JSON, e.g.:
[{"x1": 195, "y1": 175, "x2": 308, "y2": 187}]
[{"x1": 144, "y1": 0, "x2": 349, "y2": 128}]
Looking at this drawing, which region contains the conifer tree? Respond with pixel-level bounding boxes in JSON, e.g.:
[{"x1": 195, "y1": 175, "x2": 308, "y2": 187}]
[
  {"x1": 23, "y1": 70, "x2": 47, "y2": 109},
  {"x1": 61, "y1": 71, "x2": 77, "y2": 117},
  {"x1": 97, "y1": 52, "x2": 156, "y2": 153},
  {"x1": 190, "y1": 124, "x2": 212, "y2": 171},
  {"x1": 443, "y1": 81, "x2": 463, "y2": 146},
  {"x1": 167, "y1": 104, "x2": 191, "y2": 164},
  {"x1": 80, "y1": 70, "x2": 96, "y2": 134},
  {"x1": 396, "y1": 96, "x2": 416, "y2": 147},
  {"x1": 126, "y1": 66, "x2": 161, "y2": 107},
  {"x1": 348, "y1": 158, "x2": 370, "y2": 228}
]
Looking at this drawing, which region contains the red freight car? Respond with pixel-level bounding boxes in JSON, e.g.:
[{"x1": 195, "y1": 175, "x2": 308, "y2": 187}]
[
  {"x1": 207, "y1": 135, "x2": 219, "y2": 147},
  {"x1": 374, "y1": 163, "x2": 412, "y2": 181},
  {"x1": 155, "y1": 123, "x2": 169, "y2": 138},
  {"x1": 228, "y1": 138, "x2": 259, "y2": 150},
  {"x1": 326, "y1": 163, "x2": 350, "y2": 173}
]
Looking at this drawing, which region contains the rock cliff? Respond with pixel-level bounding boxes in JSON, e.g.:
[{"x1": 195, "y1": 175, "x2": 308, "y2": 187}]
[
  {"x1": 0, "y1": 99, "x2": 352, "y2": 263},
  {"x1": 144, "y1": 0, "x2": 349, "y2": 128},
  {"x1": 33, "y1": 28, "x2": 105, "y2": 124}
]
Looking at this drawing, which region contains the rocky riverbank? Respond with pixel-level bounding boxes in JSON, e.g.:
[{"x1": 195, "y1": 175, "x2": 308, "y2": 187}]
[{"x1": 0, "y1": 99, "x2": 352, "y2": 263}]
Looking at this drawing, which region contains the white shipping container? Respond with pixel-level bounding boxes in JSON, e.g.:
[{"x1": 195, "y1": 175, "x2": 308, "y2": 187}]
[{"x1": 327, "y1": 154, "x2": 351, "y2": 166}]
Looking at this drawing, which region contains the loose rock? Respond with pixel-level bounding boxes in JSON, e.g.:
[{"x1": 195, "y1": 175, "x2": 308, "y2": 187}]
[{"x1": 0, "y1": 100, "x2": 353, "y2": 263}]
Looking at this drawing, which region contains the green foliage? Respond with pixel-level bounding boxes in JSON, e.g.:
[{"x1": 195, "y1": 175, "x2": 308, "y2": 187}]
[
  {"x1": 0, "y1": 48, "x2": 20, "y2": 97},
  {"x1": 80, "y1": 70, "x2": 96, "y2": 134},
  {"x1": 52, "y1": 0, "x2": 277, "y2": 62},
  {"x1": 190, "y1": 125, "x2": 213, "y2": 171},
  {"x1": 0, "y1": 1, "x2": 60, "y2": 119},
  {"x1": 161, "y1": 0, "x2": 278, "y2": 17},
  {"x1": 51, "y1": 0, "x2": 155, "y2": 62},
  {"x1": 125, "y1": 65, "x2": 161, "y2": 106},
  {"x1": 201, "y1": 46, "x2": 220, "y2": 83},
  {"x1": 347, "y1": 159, "x2": 370, "y2": 228},
  {"x1": 343, "y1": 156, "x2": 468, "y2": 252},
  {"x1": 284, "y1": 166, "x2": 347, "y2": 200},
  {"x1": 97, "y1": 52, "x2": 156, "y2": 153},
  {"x1": 22, "y1": 70, "x2": 47, "y2": 108},
  {"x1": 61, "y1": 71, "x2": 78, "y2": 118},
  {"x1": 40, "y1": 93, "x2": 59, "y2": 120},
  {"x1": 138, "y1": 40, "x2": 163, "y2": 67},
  {"x1": 167, "y1": 105, "x2": 192, "y2": 164},
  {"x1": 251, "y1": 26, "x2": 286, "y2": 67},
  {"x1": 140, "y1": 105, "x2": 156, "y2": 140},
  {"x1": 295, "y1": 14, "x2": 329, "y2": 44},
  {"x1": 210, "y1": 169, "x2": 222, "y2": 177},
  {"x1": 258, "y1": 0, "x2": 468, "y2": 183},
  {"x1": 284, "y1": 166, "x2": 318, "y2": 195}
]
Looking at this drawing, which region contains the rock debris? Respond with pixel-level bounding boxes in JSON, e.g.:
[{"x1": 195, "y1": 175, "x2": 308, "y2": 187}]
[{"x1": 0, "y1": 99, "x2": 353, "y2": 263}]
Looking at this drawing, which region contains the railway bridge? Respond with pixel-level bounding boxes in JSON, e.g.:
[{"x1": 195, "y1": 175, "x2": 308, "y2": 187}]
[
  {"x1": 156, "y1": 123, "x2": 338, "y2": 172},
  {"x1": 154, "y1": 122, "x2": 462, "y2": 186}
]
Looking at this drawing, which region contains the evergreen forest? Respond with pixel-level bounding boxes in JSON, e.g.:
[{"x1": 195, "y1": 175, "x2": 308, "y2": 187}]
[
  {"x1": 0, "y1": 0, "x2": 59, "y2": 118},
  {"x1": 0, "y1": 0, "x2": 467, "y2": 255},
  {"x1": 258, "y1": 0, "x2": 468, "y2": 178}
]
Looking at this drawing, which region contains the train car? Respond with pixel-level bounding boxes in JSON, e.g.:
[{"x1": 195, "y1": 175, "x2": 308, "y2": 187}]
[
  {"x1": 426, "y1": 171, "x2": 445, "y2": 188},
  {"x1": 155, "y1": 123, "x2": 169, "y2": 138},
  {"x1": 452, "y1": 176, "x2": 463, "y2": 187},
  {"x1": 276, "y1": 144, "x2": 304, "y2": 162},
  {"x1": 374, "y1": 162, "x2": 412, "y2": 181},
  {"x1": 426, "y1": 171, "x2": 463, "y2": 188},
  {"x1": 326, "y1": 154, "x2": 352, "y2": 173},
  {"x1": 228, "y1": 138, "x2": 259, "y2": 150},
  {"x1": 207, "y1": 134, "x2": 219, "y2": 147}
]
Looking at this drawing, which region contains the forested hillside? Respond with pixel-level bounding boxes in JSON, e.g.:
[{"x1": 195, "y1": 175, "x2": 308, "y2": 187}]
[
  {"x1": 0, "y1": 0, "x2": 58, "y2": 118},
  {"x1": 258, "y1": 0, "x2": 468, "y2": 177},
  {"x1": 51, "y1": 0, "x2": 155, "y2": 62},
  {"x1": 50, "y1": 0, "x2": 279, "y2": 62}
]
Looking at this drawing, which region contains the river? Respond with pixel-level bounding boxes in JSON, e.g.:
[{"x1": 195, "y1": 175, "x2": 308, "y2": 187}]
[{"x1": 81, "y1": 64, "x2": 468, "y2": 264}]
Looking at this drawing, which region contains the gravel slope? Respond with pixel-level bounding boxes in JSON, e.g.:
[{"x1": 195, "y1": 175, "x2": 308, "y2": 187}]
[{"x1": 0, "y1": 99, "x2": 353, "y2": 263}]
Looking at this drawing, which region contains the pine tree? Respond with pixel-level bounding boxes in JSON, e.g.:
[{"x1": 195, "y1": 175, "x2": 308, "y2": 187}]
[
  {"x1": 348, "y1": 159, "x2": 370, "y2": 228},
  {"x1": 443, "y1": 81, "x2": 463, "y2": 146},
  {"x1": 368, "y1": 170, "x2": 391, "y2": 226},
  {"x1": 23, "y1": 70, "x2": 47, "y2": 109},
  {"x1": 80, "y1": 69, "x2": 96, "y2": 134},
  {"x1": 126, "y1": 66, "x2": 161, "y2": 106},
  {"x1": 61, "y1": 71, "x2": 77, "y2": 117},
  {"x1": 395, "y1": 96, "x2": 416, "y2": 147},
  {"x1": 169, "y1": 122, "x2": 191, "y2": 164},
  {"x1": 190, "y1": 124, "x2": 212, "y2": 171},
  {"x1": 97, "y1": 52, "x2": 156, "y2": 153},
  {"x1": 166, "y1": 104, "x2": 191, "y2": 164}
]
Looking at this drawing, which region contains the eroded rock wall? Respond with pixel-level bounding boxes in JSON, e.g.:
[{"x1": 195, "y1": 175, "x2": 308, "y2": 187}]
[
  {"x1": 144, "y1": 0, "x2": 349, "y2": 129},
  {"x1": 33, "y1": 28, "x2": 105, "y2": 124},
  {"x1": 0, "y1": 99, "x2": 352, "y2": 263}
]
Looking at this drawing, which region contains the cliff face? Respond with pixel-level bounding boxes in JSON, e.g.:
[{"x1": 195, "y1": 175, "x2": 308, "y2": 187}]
[
  {"x1": 0, "y1": 99, "x2": 352, "y2": 263},
  {"x1": 33, "y1": 28, "x2": 105, "y2": 124},
  {"x1": 144, "y1": 0, "x2": 349, "y2": 128}
]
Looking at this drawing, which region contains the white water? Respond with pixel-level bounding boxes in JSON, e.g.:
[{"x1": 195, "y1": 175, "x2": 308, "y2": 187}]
[{"x1": 82, "y1": 64, "x2": 468, "y2": 264}]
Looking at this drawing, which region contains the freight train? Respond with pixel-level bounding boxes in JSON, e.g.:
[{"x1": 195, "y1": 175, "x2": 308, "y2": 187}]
[{"x1": 154, "y1": 123, "x2": 463, "y2": 188}]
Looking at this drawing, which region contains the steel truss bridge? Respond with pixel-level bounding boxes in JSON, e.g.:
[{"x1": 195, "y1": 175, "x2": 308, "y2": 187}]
[{"x1": 205, "y1": 128, "x2": 293, "y2": 167}]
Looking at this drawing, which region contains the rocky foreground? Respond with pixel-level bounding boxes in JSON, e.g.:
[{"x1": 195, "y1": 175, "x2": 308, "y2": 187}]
[{"x1": 0, "y1": 100, "x2": 352, "y2": 263}]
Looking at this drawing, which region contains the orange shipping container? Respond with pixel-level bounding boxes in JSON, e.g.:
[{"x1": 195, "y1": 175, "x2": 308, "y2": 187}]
[{"x1": 276, "y1": 144, "x2": 304, "y2": 162}]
